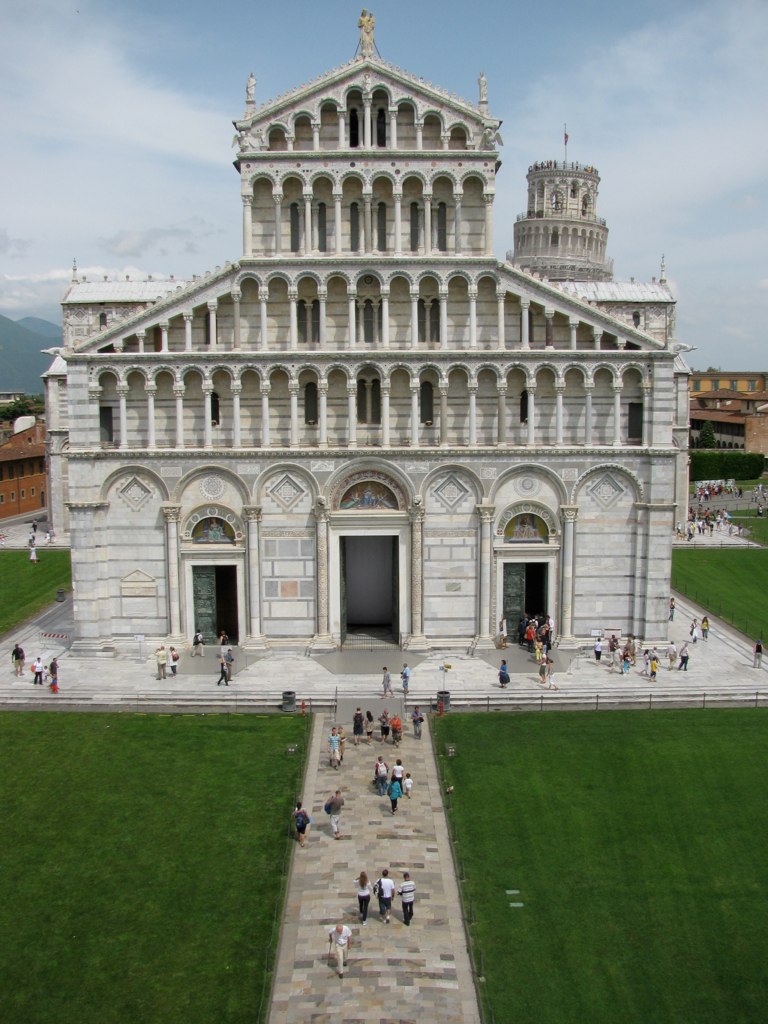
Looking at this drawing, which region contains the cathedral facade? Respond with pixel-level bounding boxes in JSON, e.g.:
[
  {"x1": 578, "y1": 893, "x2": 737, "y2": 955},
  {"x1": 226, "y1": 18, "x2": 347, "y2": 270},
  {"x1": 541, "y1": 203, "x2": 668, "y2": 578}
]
[{"x1": 46, "y1": 27, "x2": 690, "y2": 655}]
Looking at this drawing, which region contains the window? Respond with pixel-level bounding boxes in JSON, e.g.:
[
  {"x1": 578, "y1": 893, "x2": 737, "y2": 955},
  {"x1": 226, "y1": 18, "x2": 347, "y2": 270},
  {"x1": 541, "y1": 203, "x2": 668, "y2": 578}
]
[
  {"x1": 570, "y1": 183, "x2": 578, "y2": 199},
  {"x1": 749, "y1": 380, "x2": 757, "y2": 392},
  {"x1": 731, "y1": 380, "x2": 738, "y2": 390},
  {"x1": 38, "y1": 459, "x2": 44, "y2": 472},
  {"x1": 99, "y1": 407, "x2": 114, "y2": 443},
  {"x1": 31, "y1": 487, "x2": 35, "y2": 497},
  {"x1": 210, "y1": 392, "x2": 220, "y2": 427},
  {"x1": 363, "y1": 299, "x2": 375, "y2": 343},
  {"x1": 356, "y1": 378, "x2": 381, "y2": 424},
  {"x1": 21, "y1": 489, "x2": 25, "y2": 499},
  {"x1": 317, "y1": 202, "x2": 327, "y2": 252},
  {"x1": 420, "y1": 381, "x2": 434, "y2": 424},
  {"x1": 628, "y1": 402, "x2": 643, "y2": 442},
  {"x1": 376, "y1": 108, "x2": 386, "y2": 147},
  {"x1": 377, "y1": 202, "x2": 387, "y2": 251},
  {"x1": 304, "y1": 382, "x2": 318, "y2": 424},
  {"x1": 520, "y1": 389, "x2": 529, "y2": 423},
  {"x1": 551, "y1": 190, "x2": 563, "y2": 211},
  {"x1": 8, "y1": 466, "x2": 14, "y2": 479},
  {"x1": 99, "y1": 311, "x2": 108, "y2": 328},
  {"x1": 290, "y1": 203, "x2": 300, "y2": 252},
  {"x1": 0, "y1": 495, "x2": 3, "y2": 504},
  {"x1": 692, "y1": 381, "x2": 701, "y2": 391},
  {"x1": 551, "y1": 229, "x2": 559, "y2": 247},
  {"x1": 0, "y1": 467, "x2": 3, "y2": 481},
  {"x1": 350, "y1": 202, "x2": 360, "y2": 251},
  {"x1": 632, "y1": 310, "x2": 641, "y2": 328},
  {"x1": 409, "y1": 202, "x2": 420, "y2": 252},
  {"x1": 298, "y1": 300, "x2": 320, "y2": 345},
  {"x1": 582, "y1": 195, "x2": 591, "y2": 216},
  {"x1": 349, "y1": 107, "x2": 359, "y2": 148},
  {"x1": 437, "y1": 202, "x2": 447, "y2": 251}
]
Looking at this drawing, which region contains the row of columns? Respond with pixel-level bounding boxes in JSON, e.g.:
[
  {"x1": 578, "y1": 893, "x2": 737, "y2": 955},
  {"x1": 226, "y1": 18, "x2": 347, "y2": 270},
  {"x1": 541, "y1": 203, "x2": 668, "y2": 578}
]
[
  {"x1": 107, "y1": 378, "x2": 652, "y2": 451},
  {"x1": 242, "y1": 191, "x2": 493, "y2": 258},
  {"x1": 274, "y1": 109, "x2": 460, "y2": 153}
]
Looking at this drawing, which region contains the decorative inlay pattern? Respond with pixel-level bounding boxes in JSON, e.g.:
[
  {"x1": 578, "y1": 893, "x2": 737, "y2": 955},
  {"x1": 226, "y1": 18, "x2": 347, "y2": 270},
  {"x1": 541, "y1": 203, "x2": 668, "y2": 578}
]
[
  {"x1": 200, "y1": 474, "x2": 225, "y2": 500},
  {"x1": 268, "y1": 473, "x2": 307, "y2": 511},
  {"x1": 514, "y1": 475, "x2": 541, "y2": 497},
  {"x1": 433, "y1": 473, "x2": 470, "y2": 511},
  {"x1": 118, "y1": 476, "x2": 152, "y2": 511}
]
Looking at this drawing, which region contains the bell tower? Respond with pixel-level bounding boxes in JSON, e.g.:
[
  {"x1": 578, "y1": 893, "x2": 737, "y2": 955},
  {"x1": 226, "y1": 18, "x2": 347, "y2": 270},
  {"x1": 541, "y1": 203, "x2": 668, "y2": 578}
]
[{"x1": 511, "y1": 160, "x2": 612, "y2": 281}]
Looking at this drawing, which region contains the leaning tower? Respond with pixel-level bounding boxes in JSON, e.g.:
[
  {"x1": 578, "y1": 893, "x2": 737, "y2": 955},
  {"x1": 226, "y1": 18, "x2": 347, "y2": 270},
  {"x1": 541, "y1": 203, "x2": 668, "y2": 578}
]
[{"x1": 511, "y1": 160, "x2": 612, "y2": 282}]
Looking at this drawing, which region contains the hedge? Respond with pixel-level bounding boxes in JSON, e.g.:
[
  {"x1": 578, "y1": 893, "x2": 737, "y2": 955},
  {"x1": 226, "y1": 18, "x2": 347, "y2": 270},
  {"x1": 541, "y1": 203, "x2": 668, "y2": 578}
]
[{"x1": 689, "y1": 450, "x2": 764, "y2": 482}]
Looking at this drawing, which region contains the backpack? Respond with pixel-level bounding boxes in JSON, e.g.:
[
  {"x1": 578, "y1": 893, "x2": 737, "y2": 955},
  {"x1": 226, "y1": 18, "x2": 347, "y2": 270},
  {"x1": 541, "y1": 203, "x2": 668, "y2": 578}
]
[
  {"x1": 373, "y1": 879, "x2": 381, "y2": 897},
  {"x1": 295, "y1": 811, "x2": 307, "y2": 829},
  {"x1": 376, "y1": 761, "x2": 388, "y2": 777},
  {"x1": 324, "y1": 801, "x2": 332, "y2": 814}
]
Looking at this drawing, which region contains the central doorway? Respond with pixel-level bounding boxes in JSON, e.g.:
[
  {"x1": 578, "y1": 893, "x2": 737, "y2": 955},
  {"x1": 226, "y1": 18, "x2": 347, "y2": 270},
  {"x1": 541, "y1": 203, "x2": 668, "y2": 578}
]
[
  {"x1": 192, "y1": 565, "x2": 239, "y2": 644},
  {"x1": 502, "y1": 562, "x2": 548, "y2": 631},
  {"x1": 340, "y1": 536, "x2": 398, "y2": 644}
]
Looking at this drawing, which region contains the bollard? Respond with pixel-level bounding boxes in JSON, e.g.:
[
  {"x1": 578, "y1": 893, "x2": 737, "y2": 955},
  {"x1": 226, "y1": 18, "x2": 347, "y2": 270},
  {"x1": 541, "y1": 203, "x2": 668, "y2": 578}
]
[
  {"x1": 438, "y1": 699, "x2": 444, "y2": 717},
  {"x1": 300, "y1": 699, "x2": 306, "y2": 717}
]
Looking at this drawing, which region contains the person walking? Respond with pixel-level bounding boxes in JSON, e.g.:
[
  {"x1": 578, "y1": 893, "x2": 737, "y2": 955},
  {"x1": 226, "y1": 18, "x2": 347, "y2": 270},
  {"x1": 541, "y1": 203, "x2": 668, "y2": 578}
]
[
  {"x1": 390, "y1": 714, "x2": 402, "y2": 747},
  {"x1": 293, "y1": 802, "x2": 311, "y2": 848},
  {"x1": 650, "y1": 652, "x2": 658, "y2": 681},
  {"x1": 678, "y1": 642, "x2": 690, "y2": 671},
  {"x1": 328, "y1": 726, "x2": 341, "y2": 769},
  {"x1": 327, "y1": 922, "x2": 352, "y2": 977},
  {"x1": 701, "y1": 616, "x2": 710, "y2": 641},
  {"x1": 398, "y1": 872, "x2": 416, "y2": 926},
  {"x1": 411, "y1": 705, "x2": 424, "y2": 738},
  {"x1": 689, "y1": 618, "x2": 699, "y2": 643},
  {"x1": 376, "y1": 869, "x2": 395, "y2": 922},
  {"x1": 401, "y1": 663, "x2": 412, "y2": 694},
  {"x1": 155, "y1": 645, "x2": 167, "y2": 680},
  {"x1": 48, "y1": 657, "x2": 59, "y2": 693},
  {"x1": 594, "y1": 638, "x2": 602, "y2": 662},
  {"x1": 667, "y1": 641, "x2": 677, "y2": 671},
  {"x1": 365, "y1": 710, "x2": 374, "y2": 744},
  {"x1": 668, "y1": 597, "x2": 676, "y2": 621},
  {"x1": 355, "y1": 871, "x2": 372, "y2": 925},
  {"x1": 382, "y1": 666, "x2": 393, "y2": 696},
  {"x1": 327, "y1": 789, "x2": 344, "y2": 839},
  {"x1": 169, "y1": 647, "x2": 179, "y2": 675},
  {"x1": 379, "y1": 709, "x2": 391, "y2": 743},
  {"x1": 225, "y1": 648, "x2": 235, "y2": 681},
  {"x1": 337, "y1": 725, "x2": 347, "y2": 761},
  {"x1": 216, "y1": 653, "x2": 228, "y2": 685},
  {"x1": 403, "y1": 772, "x2": 414, "y2": 798},
  {"x1": 352, "y1": 707, "x2": 364, "y2": 746},
  {"x1": 191, "y1": 629, "x2": 205, "y2": 656},
  {"x1": 499, "y1": 659, "x2": 510, "y2": 688},
  {"x1": 374, "y1": 755, "x2": 389, "y2": 796},
  {"x1": 754, "y1": 639, "x2": 763, "y2": 669},
  {"x1": 387, "y1": 774, "x2": 403, "y2": 814},
  {"x1": 32, "y1": 657, "x2": 44, "y2": 686}
]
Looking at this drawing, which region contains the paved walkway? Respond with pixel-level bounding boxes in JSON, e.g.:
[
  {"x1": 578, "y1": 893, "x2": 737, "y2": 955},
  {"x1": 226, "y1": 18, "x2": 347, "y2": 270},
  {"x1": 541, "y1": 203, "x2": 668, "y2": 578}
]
[{"x1": 268, "y1": 708, "x2": 480, "y2": 1023}]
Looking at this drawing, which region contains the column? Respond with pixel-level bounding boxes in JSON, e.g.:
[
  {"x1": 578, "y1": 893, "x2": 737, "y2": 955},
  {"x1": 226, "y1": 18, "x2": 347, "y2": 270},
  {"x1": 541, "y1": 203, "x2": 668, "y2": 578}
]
[
  {"x1": 231, "y1": 384, "x2": 242, "y2": 448},
  {"x1": 174, "y1": 384, "x2": 185, "y2": 449},
  {"x1": 311, "y1": 204, "x2": 319, "y2": 253},
  {"x1": 183, "y1": 312, "x2": 193, "y2": 351},
  {"x1": 159, "y1": 321, "x2": 169, "y2": 353},
  {"x1": 484, "y1": 193, "x2": 494, "y2": 255},
  {"x1": 410, "y1": 290, "x2": 419, "y2": 348},
  {"x1": 363, "y1": 98, "x2": 372, "y2": 149},
  {"x1": 497, "y1": 290, "x2": 506, "y2": 349},
  {"x1": 439, "y1": 288, "x2": 448, "y2": 350},
  {"x1": 477, "y1": 505, "x2": 495, "y2": 646},
  {"x1": 468, "y1": 383, "x2": 477, "y2": 445},
  {"x1": 363, "y1": 195, "x2": 372, "y2": 254},
  {"x1": 318, "y1": 289, "x2": 327, "y2": 347},
  {"x1": 468, "y1": 287, "x2": 478, "y2": 349},
  {"x1": 643, "y1": 383, "x2": 652, "y2": 446},
  {"x1": 415, "y1": 120, "x2": 423, "y2": 150},
  {"x1": 273, "y1": 193, "x2": 283, "y2": 255},
  {"x1": 260, "y1": 384, "x2": 271, "y2": 447},
  {"x1": 288, "y1": 287, "x2": 298, "y2": 351},
  {"x1": 347, "y1": 384, "x2": 357, "y2": 448},
  {"x1": 497, "y1": 383, "x2": 507, "y2": 446},
  {"x1": 243, "y1": 506, "x2": 267, "y2": 646},
  {"x1": 203, "y1": 386, "x2": 213, "y2": 448},
  {"x1": 408, "y1": 499, "x2": 427, "y2": 647},
  {"x1": 356, "y1": 300, "x2": 365, "y2": 347},
  {"x1": 259, "y1": 294, "x2": 268, "y2": 350},
  {"x1": 313, "y1": 499, "x2": 334, "y2": 648},
  {"x1": 232, "y1": 293, "x2": 241, "y2": 351},
  {"x1": 162, "y1": 506, "x2": 183, "y2": 639},
  {"x1": 207, "y1": 301, "x2": 218, "y2": 350},
  {"x1": 545, "y1": 309, "x2": 554, "y2": 349},
  {"x1": 242, "y1": 195, "x2": 253, "y2": 257},
  {"x1": 303, "y1": 192, "x2": 312, "y2": 254},
  {"x1": 441, "y1": 132, "x2": 450, "y2": 151},
  {"x1": 289, "y1": 382, "x2": 299, "y2": 447},
  {"x1": 569, "y1": 319, "x2": 578, "y2": 350},
  {"x1": 584, "y1": 384, "x2": 593, "y2": 446},
  {"x1": 527, "y1": 386, "x2": 536, "y2": 446},
  {"x1": 311, "y1": 121, "x2": 320, "y2": 150},
  {"x1": 423, "y1": 195, "x2": 432, "y2": 255},
  {"x1": 145, "y1": 385, "x2": 157, "y2": 449},
  {"x1": 137, "y1": 330, "x2": 146, "y2": 354},
  {"x1": 454, "y1": 193, "x2": 463, "y2": 254},
  {"x1": 394, "y1": 192, "x2": 403, "y2": 255},
  {"x1": 334, "y1": 192, "x2": 343, "y2": 253},
  {"x1": 439, "y1": 386, "x2": 449, "y2": 446},
  {"x1": 613, "y1": 384, "x2": 622, "y2": 446},
  {"x1": 520, "y1": 300, "x2": 530, "y2": 350},
  {"x1": 286, "y1": 133, "x2": 294, "y2": 152},
  {"x1": 381, "y1": 290, "x2": 390, "y2": 349},
  {"x1": 364, "y1": 380, "x2": 374, "y2": 423},
  {"x1": 318, "y1": 381, "x2": 328, "y2": 447},
  {"x1": 555, "y1": 383, "x2": 564, "y2": 445},
  {"x1": 117, "y1": 384, "x2": 128, "y2": 449},
  {"x1": 337, "y1": 110, "x2": 346, "y2": 148},
  {"x1": 559, "y1": 506, "x2": 578, "y2": 643},
  {"x1": 348, "y1": 290, "x2": 357, "y2": 349},
  {"x1": 381, "y1": 384, "x2": 391, "y2": 446},
  {"x1": 389, "y1": 107, "x2": 398, "y2": 149},
  {"x1": 410, "y1": 382, "x2": 420, "y2": 447}
]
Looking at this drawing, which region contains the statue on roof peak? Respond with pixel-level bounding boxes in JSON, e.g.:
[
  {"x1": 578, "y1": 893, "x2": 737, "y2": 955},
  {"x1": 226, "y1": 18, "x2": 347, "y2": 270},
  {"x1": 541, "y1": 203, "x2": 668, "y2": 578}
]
[{"x1": 358, "y1": 9, "x2": 375, "y2": 58}]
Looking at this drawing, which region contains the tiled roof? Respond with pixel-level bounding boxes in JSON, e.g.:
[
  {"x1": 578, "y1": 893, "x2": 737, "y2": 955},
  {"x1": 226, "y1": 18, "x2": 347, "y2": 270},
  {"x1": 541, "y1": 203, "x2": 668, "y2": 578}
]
[
  {"x1": 556, "y1": 281, "x2": 674, "y2": 303},
  {"x1": 63, "y1": 280, "x2": 188, "y2": 304}
]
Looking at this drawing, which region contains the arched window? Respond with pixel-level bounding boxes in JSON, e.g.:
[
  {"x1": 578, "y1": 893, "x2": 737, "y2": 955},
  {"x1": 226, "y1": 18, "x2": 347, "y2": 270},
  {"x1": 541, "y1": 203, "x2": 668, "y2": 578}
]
[
  {"x1": 211, "y1": 391, "x2": 220, "y2": 427},
  {"x1": 570, "y1": 182, "x2": 578, "y2": 199},
  {"x1": 582, "y1": 195, "x2": 591, "y2": 216},
  {"x1": 632, "y1": 310, "x2": 641, "y2": 328},
  {"x1": 290, "y1": 203, "x2": 300, "y2": 252},
  {"x1": 376, "y1": 108, "x2": 386, "y2": 147},
  {"x1": 430, "y1": 301, "x2": 440, "y2": 343},
  {"x1": 317, "y1": 202, "x2": 327, "y2": 252},
  {"x1": 551, "y1": 190, "x2": 563, "y2": 211},
  {"x1": 410, "y1": 202, "x2": 420, "y2": 252},
  {"x1": 350, "y1": 202, "x2": 360, "y2": 251},
  {"x1": 437, "y1": 202, "x2": 447, "y2": 251},
  {"x1": 298, "y1": 301, "x2": 320, "y2": 344},
  {"x1": 417, "y1": 300, "x2": 439, "y2": 344},
  {"x1": 311, "y1": 299, "x2": 320, "y2": 343},
  {"x1": 519, "y1": 389, "x2": 529, "y2": 423},
  {"x1": 551, "y1": 229, "x2": 559, "y2": 247},
  {"x1": 420, "y1": 381, "x2": 434, "y2": 424},
  {"x1": 363, "y1": 299, "x2": 375, "y2": 343},
  {"x1": 99, "y1": 311, "x2": 107, "y2": 328},
  {"x1": 356, "y1": 378, "x2": 382, "y2": 424},
  {"x1": 377, "y1": 202, "x2": 387, "y2": 251},
  {"x1": 349, "y1": 107, "x2": 359, "y2": 148},
  {"x1": 297, "y1": 301, "x2": 308, "y2": 343},
  {"x1": 304, "y1": 382, "x2": 318, "y2": 424}
]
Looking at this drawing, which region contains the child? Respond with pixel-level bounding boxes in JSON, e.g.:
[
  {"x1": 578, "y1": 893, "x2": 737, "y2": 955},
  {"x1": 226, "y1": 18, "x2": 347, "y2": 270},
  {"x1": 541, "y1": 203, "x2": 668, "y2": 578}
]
[
  {"x1": 650, "y1": 654, "x2": 658, "y2": 681},
  {"x1": 404, "y1": 772, "x2": 413, "y2": 798}
]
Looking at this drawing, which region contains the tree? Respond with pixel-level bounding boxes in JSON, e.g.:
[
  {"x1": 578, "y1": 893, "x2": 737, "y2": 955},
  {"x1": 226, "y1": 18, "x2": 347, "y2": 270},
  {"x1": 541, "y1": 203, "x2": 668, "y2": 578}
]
[{"x1": 697, "y1": 420, "x2": 717, "y2": 449}]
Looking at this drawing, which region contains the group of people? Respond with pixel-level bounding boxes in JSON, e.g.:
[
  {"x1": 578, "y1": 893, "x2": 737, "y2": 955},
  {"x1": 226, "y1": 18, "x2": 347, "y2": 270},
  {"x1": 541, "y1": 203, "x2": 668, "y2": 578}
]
[
  {"x1": 154, "y1": 644, "x2": 180, "y2": 679},
  {"x1": 328, "y1": 868, "x2": 415, "y2": 976},
  {"x1": 11, "y1": 643, "x2": 59, "y2": 692},
  {"x1": 381, "y1": 663, "x2": 411, "y2": 696}
]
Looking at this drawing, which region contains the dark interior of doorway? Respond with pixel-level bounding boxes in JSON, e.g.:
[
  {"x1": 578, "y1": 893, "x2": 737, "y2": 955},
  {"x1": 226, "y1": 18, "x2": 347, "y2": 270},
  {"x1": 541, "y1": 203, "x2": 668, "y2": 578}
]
[
  {"x1": 341, "y1": 536, "x2": 398, "y2": 647},
  {"x1": 503, "y1": 562, "x2": 548, "y2": 632},
  {"x1": 192, "y1": 564, "x2": 239, "y2": 644}
]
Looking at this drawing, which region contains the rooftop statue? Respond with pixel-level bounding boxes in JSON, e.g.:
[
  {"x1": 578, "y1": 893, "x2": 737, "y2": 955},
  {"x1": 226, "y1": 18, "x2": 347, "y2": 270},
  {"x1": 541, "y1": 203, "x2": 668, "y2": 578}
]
[
  {"x1": 478, "y1": 71, "x2": 487, "y2": 104},
  {"x1": 358, "y1": 9, "x2": 375, "y2": 57},
  {"x1": 245, "y1": 72, "x2": 255, "y2": 104}
]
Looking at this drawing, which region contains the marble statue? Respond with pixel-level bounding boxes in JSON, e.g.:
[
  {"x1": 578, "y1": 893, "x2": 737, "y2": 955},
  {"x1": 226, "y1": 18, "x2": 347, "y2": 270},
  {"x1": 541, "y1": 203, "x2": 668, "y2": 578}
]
[
  {"x1": 358, "y1": 9, "x2": 375, "y2": 57},
  {"x1": 478, "y1": 72, "x2": 487, "y2": 103},
  {"x1": 245, "y1": 72, "x2": 256, "y2": 104}
]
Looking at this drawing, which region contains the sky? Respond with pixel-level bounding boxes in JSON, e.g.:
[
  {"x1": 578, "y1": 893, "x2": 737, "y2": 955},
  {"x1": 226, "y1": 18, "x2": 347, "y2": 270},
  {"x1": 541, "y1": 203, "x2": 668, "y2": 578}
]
[{"x1": 2, "y1": 0, "x2": 767, "y2": 369}]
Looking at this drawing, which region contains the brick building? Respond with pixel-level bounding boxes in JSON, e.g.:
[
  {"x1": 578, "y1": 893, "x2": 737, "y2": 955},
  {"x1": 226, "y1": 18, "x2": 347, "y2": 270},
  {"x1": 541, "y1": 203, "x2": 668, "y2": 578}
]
[{"x1": 0, "y1": 420, "x2": 47, "y2": 520}]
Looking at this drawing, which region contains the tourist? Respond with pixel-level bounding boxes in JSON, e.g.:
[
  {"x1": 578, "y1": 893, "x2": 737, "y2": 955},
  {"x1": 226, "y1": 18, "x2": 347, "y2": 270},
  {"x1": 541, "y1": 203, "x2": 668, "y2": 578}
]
[
  {"x1": 11, "y1": 643, "x2": 25, "y2": 677},
  {"x1": 293, "y1": 802, "x2": 311, "y2": 848},
  {"x1": 594, "y1": 637, "x2": 602, "y2": 662},
  {"x1": 382, "y1": 666, "x2": 393, "y2": 696},
  {"x1": 398, "y1": 872, "x2": 416, "y2": 926},
  {"x1": 327, "y1": 921, "x2": 352, "y2": 977},
  {"x1": 701, "y1": 616, "x2": 710, "y2": 641},
  {"x1": 411, "y1": 705, "x2": 424, "y2": 737},
  {"x1": 499, "y1": 660, "x2": 510, "y2": 687},
  {"x1": 668, "y1": 597, "x2": 676, "y2": 621},
  {"x1": 32, "y1": 656, "x2": 44, "y2": 686},
  {"x1": 328, "y1": 726, "x2": 341, "y2": 769},
  {"x1": 337, "y1": 724, "x2": 347, "y2": 761},
  {"x1": 155, "y1": 645, "x2": 167, "y2": 680},
  {"x1": 401, "y1": 663, "x2": 412, "y2": 694},
  {"x1": 498, "y1": 618, "x2": 507, "y2": 648},
  {"x1": 375, "y1": 869, "x2": 395, "y2": 922},
  {"x1": 169, "y1": 646, "x2": 179, "y2": 675},
  {"x1": 327, "y1": 789, "x2": 344, "y2": 839},
  {"x1": 678, "y1": 642, "x2": 690, "y2": 671},
  {"x1": 754, "y1": 639, "x2": 763, "y2": 669},
  {"x1": 387, "y1": 774, "x2": 402, "y2": 814},
  {"x1": 216, "y1": 653, "x2": 228, "y2": 685},
  {"x1": 404, "y1": 772, "x2": 414, "y2": 798},
  {"x1": 355, "y1": 871, "x2": 371, "y2": 924},
  {"x1": 379, "y1": 709, "x2": 391, "y2": 743},
  {"x1": 374, "y1": 754, "x2": 389, "y2": 796},
  {"x1": 352, "y1": 707, "x2": 364, "y2": 746},
  {"x1": 191, "y1": 629, "x2": 205, "y2": 656},
  {"x1": 225, "y1": 648, "x2": 235, "y2": 681},
  {"x1": 667, "y1": 641, "x2": 677, "y2": 671},
  {"x1": 365, "y1": 709, "x2": 375, "y2": 744},
  {"x1": 390, "y1": 714, "x2": 402, "y2": 747}
]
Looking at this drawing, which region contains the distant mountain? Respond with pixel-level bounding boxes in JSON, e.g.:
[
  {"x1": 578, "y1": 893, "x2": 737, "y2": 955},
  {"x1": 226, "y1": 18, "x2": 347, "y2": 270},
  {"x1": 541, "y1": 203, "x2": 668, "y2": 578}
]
[
  {"x1": 0, "y1": 314, "x2": 60, "y2": 395},
  {"x1": 16, "y1": 316, "x2": 62, "y2": 341}
]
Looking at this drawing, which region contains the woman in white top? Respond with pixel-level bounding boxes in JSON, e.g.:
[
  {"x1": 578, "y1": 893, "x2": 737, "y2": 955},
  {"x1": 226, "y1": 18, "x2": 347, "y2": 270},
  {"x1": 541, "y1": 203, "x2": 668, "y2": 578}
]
[
  {"x1": 356, "y1": 870, "x2": 372, "y2": 924},
  {"x1": 390, "y1": 758, "x2": 405, "y2": 783}
]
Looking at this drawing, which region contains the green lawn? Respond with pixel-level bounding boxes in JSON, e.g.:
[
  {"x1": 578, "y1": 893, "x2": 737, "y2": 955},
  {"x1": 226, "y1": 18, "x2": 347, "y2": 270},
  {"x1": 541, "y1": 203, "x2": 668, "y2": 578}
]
[
  {"x1": 672, "y1": 547, "x2": 768, "y2": 639},
  {"x1": 0, "y1": 712, "x2": 308, "y2": 1024},
  {"x1": 0, "y1": 550, "x2": 72, "y2": 634},
  {"x1": 434, "y1": 712, "x2": 768, "y2": 1024}
]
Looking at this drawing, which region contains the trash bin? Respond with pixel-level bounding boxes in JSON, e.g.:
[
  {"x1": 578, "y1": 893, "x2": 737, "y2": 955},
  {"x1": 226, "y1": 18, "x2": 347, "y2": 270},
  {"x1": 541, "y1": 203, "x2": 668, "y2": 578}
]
[
  {"x1": 437, "y1": 690, "x2": 451, "y2": 711},
  {"x1": 56, "y1": 588, "x2": 66, "y2": 602},
  {"x1": 282, "y1": 690, "x2": 296, "y2": 713}
]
